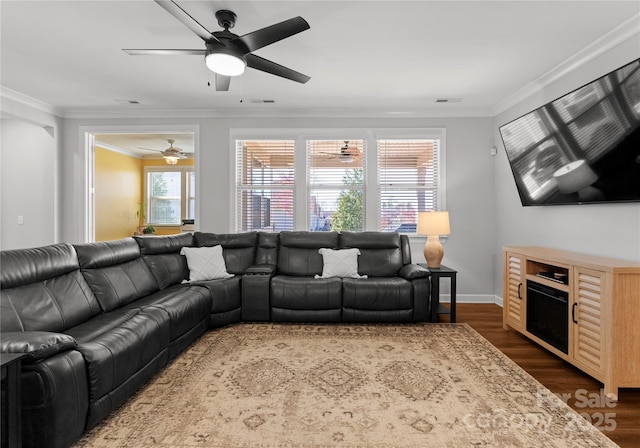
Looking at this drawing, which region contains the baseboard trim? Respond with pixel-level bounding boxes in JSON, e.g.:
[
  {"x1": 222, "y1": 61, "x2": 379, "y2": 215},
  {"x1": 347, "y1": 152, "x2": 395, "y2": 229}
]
[{"x1": 438, "y1": 294, "x2": 503, "y2": 307}]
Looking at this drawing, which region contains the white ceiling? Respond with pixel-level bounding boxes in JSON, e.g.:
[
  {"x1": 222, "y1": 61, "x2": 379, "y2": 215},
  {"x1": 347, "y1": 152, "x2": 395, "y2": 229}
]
[{"x1": 2, "y1": 0, "x2": 638, "y2": 120}]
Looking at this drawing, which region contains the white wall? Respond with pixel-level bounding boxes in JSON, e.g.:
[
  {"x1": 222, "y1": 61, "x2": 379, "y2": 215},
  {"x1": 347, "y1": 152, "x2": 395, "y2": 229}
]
[
  {"x1": 13, "y1": 24, "x2": 635, "y2": 302},
  {"x1": 493, "y1": 33, "x2": 640, "y2": 296},
  {"x1": 1, "y1": 119, "x2": 56, "y2": 249},
  {"x1": 62, "y1": 115, "x2": 496, "y2": 297},
  {"x1": 6, "y1": 29, "x2": 637, "y2": 302}
]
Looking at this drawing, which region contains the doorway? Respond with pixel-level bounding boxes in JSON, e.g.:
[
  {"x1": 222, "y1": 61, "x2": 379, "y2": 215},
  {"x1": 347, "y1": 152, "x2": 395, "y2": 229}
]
[{"x1": 83, "y1": 126, "x2": 198, "y2": 242}]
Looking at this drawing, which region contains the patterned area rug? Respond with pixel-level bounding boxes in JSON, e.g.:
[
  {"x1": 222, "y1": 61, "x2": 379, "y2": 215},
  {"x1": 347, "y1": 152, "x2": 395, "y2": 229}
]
[{"x1": 73, "y1": 323, "x2": 618, "y2": 447}]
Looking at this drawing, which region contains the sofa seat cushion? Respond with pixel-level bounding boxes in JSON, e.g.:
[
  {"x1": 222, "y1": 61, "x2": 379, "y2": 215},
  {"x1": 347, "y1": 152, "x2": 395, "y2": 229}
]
[
  {"x1": 192, "y1": 277, "x2": 241, "y2": 314},
  {"x1": 271, "y1": 275, "x2": 342, "y2": 310},
  {"x1": 342, "y1": 277, "x2": 413, "y2": 311},
  {"x1": 271, "y1": 274, "x2": 342, "y2": 321},
  {"x1": 65, "y1": 306, "x2": 170, "y2": 400},
  {"x1": 120, "y1": 285, "x2": 211, "y2": 340}
]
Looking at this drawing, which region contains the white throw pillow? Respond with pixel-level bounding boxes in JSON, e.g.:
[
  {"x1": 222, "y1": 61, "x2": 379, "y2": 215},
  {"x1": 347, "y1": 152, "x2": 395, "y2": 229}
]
[
  {"x1": 315, "y1": 248, "x2": 367, "y2": 279},
  {"x1": 180, "y1": 245, "x2": 234, "y2": 282}
]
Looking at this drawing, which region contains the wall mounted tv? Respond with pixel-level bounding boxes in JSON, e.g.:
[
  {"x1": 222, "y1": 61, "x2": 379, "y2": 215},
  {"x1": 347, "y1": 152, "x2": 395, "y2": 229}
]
[{"x1": 499, "y1": 59, "x2": 640, "y2": 206}]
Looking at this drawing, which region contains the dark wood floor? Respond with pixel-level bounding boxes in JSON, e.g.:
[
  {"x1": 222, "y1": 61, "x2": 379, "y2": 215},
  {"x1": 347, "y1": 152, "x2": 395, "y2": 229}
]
[{"x1": 448, "y1": 303, "x2": 640, "y2": 448}]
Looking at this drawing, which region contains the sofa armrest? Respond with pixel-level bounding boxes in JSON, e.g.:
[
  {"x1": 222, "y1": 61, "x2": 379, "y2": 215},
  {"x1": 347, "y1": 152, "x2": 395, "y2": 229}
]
[
  {"x1": 1, "y1": 331, "x2": 77, "y2": 362},
  {"x1": 242, "y1": 265, "x2": 275, "y2": 321},
  {"x1": 398, "y1": 264, "x2": 431, "y2": 280},
  {"x1": 245, "y1": 264, "x2": 276, "y2": 276}
]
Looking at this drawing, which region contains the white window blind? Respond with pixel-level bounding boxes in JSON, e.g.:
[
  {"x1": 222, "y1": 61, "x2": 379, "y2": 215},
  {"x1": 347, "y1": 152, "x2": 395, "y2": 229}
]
[
  {"x1": 307, "y1": 140, "x2": 365, "y2": 231},
  {"x1": 236, "y1": 140, "x2": 294, "y2": 232},
  {"x1": 378, "y1": 139, "x2": 440, "y2": 232}
]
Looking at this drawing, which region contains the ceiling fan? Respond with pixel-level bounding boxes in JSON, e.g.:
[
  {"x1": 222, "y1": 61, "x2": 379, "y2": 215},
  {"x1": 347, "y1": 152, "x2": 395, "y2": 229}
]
[
  {"x1": 123, "y1": 0, "x2": 311, "y2": 91},
  {"x1": 318, "y1": 141, "x2": 362, "y2": 163},
  {"x1": 139, "y1": 139, "x2": 192, "y2": 165}
]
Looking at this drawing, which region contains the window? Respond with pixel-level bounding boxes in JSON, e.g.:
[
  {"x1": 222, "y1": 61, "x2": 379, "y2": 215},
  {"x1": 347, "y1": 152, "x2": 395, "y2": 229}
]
[
  {"x1": 308, "y1": 140, "x2": 365, "y2": 231},
  {"x1": 233, "y1": 130, "x2": 444, "y2": 233},
  {"x1": 378, "y1": 139, "x2": 441, "y2": 232},
  {"x1": 235, "y1": 140, "x2": 295, "y2": 232},
  {"x1": 145, "y1": 167, "x2": 194, "y2": 225}
]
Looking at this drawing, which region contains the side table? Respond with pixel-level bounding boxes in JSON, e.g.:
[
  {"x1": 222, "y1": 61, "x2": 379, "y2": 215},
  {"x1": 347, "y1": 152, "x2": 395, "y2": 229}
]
[
  {"x1": 1, "y1": 353, "x2": 25, "y2": 448},
  {"x1": 420, "y1": 264, "x2": 458, "y2": 323}
]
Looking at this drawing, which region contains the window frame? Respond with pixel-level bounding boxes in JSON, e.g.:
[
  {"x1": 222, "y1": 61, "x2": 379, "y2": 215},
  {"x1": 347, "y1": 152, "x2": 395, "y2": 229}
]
[
  {"x1": 234, "y1": 138, "x2": 296, "y2": 232},
  {"x1": 307, "y1": 138, "x2": 367, "y2": 232},
  {"x1": 144, "y1": 165, "x2": 195, "y2": 226},
  {"x1": 230, "y1": 128, "x2": 446, "y2": 234},
  {"x1": 376, "y1": 137, "x2": 446, "y2": 234}
]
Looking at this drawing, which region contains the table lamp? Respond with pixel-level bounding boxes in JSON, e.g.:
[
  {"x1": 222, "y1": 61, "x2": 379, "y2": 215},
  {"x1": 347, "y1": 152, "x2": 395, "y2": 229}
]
[{"x1": 417, "y1": 211, "x2": 451, "y2": 268}]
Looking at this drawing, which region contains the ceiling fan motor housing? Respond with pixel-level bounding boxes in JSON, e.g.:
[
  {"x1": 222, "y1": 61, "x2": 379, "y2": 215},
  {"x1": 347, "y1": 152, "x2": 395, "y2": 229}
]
[
  {"x1": 125, "y1": 2, "x2": 311, "y2": 90},
  {"x1": 215, "y1": 10, "x2": 237, "y2": 30}
]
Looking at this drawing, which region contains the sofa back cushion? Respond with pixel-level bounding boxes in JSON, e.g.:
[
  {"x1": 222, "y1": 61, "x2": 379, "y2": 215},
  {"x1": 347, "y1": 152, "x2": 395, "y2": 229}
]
[
  {"x1": 194, "y1": 232, "x2": 257, "y2": 274},
  {"x1": 74, "y1": 238, "x2": 159, "y2": 312},
  {"x1": 339, "y1": 232, "x2": 404, "y2": 277},
  {"x1": 277, "y1": 231, "x2": 339, "y2": 276},
  {"x1": 134, "y1": 233, "x2": 193, "y2": 289},
  {"x1": 0, "y1": 243, "x2": 101, "y2": 332},
  {"x1": 255, "y1": 232, "x2": 279, "y2": 266}
]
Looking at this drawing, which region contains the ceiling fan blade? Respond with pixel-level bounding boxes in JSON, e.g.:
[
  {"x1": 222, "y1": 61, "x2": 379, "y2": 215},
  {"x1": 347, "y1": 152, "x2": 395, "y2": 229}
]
[
  {"x1": 138, "y1": 147, "x2": 164, "y2": 153},
  {"x1": 246, "y1": 54, "x2": 310, "y2": 84},
  {"x1": 215, "y1": 74, "x2": 231, "y2": 91},
  {"x1": 234, "y1": 16, "x2": 309, "y2": 53},
  {"x1": 123, "y1": 49, "x2": 205, "y2": 56},
  {"x1": 155, "y1": 0, "x2": 219, "y2": 43}
]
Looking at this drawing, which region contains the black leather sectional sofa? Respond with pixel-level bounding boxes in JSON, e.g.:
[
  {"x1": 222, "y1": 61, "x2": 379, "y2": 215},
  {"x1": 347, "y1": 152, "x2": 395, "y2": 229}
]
[{"x1": 0, "y1": 231, "x2": 431, "y2": 448}]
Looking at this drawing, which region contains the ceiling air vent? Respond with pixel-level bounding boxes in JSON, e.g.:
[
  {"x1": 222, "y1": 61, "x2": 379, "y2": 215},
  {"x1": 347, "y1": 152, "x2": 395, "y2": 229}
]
[
  {"x1": 115, "y1": 99, "x2": 140, "y2": 105},
  {"x1": 249, "y1": 99, "x2": 276, "y2": 104},
  {"x1": 435, "y1": 98, "x2": 462, "y2": 103}
]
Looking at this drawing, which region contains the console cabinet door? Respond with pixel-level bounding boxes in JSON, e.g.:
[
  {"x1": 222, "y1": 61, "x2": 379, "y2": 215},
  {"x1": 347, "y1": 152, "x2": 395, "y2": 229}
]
[
  {"x1": 572, "y1": 267, "x2": 605, "y2": 377},
  {"x1": 504, "y1": 252, "x2": 526, "y2": 330}
]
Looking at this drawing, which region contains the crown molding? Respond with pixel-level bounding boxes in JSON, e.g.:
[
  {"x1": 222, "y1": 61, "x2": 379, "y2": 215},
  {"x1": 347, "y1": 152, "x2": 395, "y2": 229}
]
[
  {"x1": 93, "y1": 140, "x2": 144, "y2": 159},
  {"x1": 0, "y1": 86, "x2": 64, "y2": 118},
  {"x1": 62, "y1": 106, "x2": 494, "y2": 120},
  {"x1": 492, "y1": 13, "x2": 640, "y2": 116}
]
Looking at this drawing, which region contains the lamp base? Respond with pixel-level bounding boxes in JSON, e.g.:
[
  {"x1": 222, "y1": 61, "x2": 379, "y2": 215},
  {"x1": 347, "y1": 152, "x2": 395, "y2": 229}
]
[{"x1": 424, "y1": 235, "x2": 444, "y2": 268}]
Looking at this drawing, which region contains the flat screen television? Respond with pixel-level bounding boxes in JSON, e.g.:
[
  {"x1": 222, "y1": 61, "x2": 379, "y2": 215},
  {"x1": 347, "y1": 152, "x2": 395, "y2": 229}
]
[{"x1": 499, "y1": 59, "x2": 640, "y2": 206}]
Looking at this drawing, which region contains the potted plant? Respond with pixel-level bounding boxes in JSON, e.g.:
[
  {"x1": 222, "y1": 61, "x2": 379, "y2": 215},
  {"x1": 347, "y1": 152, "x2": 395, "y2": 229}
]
[{"x1": 135, "y1": 203, "x2": 156, "y2": 235}]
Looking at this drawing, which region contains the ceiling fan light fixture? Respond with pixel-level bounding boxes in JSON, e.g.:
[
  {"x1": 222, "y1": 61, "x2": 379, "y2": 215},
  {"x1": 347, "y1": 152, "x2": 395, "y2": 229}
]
[
  {"x1": 205, "y1": 47, "x2": 246, "y2": 76},
  {"x1": 340, "y1": 155, "x2": 355, "y2": 163},
  {"x1": 163, "y1": 155, "x2": 180, "y2": 165}
]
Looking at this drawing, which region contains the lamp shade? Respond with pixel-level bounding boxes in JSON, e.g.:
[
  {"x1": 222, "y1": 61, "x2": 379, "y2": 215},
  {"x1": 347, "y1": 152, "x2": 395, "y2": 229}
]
[
  {"x1": 417, "y1": 211, "x2": 451, "y2": 236},
  {"x1": 553, "y1": 160, "x2": 598, "y2": 194},
  {"x1": 205, "y1": 46, "x2": 246, "y2": 77}
]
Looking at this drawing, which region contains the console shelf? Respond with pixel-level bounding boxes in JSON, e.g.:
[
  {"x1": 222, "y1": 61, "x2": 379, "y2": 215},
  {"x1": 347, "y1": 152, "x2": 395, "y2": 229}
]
[{"x1": 503, "y1": 246, "x2": 640, "y2": 401}]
